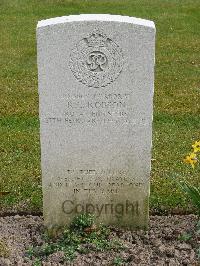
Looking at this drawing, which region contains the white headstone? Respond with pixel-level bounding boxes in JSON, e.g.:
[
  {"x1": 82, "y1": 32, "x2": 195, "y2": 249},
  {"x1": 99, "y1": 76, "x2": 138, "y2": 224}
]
[{"x1": 37, "y1": 14, "x2": 155, "y2": 229}]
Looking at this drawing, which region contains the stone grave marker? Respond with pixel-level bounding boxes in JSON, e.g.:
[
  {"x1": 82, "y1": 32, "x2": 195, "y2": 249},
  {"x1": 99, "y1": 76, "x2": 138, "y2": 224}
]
[{"x1": 37, "y1": 14, "x2": 155, "y2": 229}]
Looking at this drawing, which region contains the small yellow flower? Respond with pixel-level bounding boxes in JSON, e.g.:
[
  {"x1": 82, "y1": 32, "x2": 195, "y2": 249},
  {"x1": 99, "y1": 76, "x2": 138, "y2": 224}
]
[
  {"x1": 192, "y1": 140, "x2": 200, "y2": 153},
  {"x1": 184, "y1": 152, "x2": 198, "y2": 169}
]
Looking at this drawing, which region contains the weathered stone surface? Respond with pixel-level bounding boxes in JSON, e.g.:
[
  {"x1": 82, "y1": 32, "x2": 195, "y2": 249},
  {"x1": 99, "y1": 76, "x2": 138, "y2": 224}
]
[{"x1": 37, "y1": 14, "x2": 155, "y2": 229}]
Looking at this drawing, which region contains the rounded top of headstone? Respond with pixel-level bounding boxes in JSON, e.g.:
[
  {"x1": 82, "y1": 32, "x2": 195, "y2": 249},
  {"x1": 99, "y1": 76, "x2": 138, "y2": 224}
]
[{"x1": 37, "y1": 14, "x2": 155, "y2": 29}]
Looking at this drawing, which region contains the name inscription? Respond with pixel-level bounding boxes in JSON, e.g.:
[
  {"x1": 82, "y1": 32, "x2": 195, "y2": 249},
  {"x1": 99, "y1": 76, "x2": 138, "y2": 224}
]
[{"x1": 42, "y1": 92, "x2": 149, "y2": 127}]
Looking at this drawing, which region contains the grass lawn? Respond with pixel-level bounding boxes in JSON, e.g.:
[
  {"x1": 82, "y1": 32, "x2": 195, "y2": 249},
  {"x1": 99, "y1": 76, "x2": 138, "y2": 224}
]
[{"x1": 0, "y1": 0, "x2": 199, "y2": 213}]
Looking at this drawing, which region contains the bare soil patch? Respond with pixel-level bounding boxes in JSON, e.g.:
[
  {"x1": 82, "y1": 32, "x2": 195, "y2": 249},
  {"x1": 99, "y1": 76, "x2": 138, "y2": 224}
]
[{"x1": 0, "y1": 215, "x2": 199, "y2": 265}]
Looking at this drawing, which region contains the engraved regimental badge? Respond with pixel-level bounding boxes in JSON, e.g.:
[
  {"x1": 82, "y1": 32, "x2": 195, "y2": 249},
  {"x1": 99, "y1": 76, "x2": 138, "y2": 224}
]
[{"x1": 69, "y1": 29, "x2": 124, "y2": 88}]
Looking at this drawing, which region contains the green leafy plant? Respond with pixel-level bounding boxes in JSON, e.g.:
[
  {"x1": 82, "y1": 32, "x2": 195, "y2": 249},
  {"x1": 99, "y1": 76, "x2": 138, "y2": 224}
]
[
  {"x1": 173, "y1": 177, "x2": 200, "y2": 215},
  {"x1": 178, "y1": 232, "x2": 192, "y2": 242},
  {"x1": 33, "y1": 259, "x2": 42, "y2": 266},
  {"x1": 113, "y1": 256, "x2": 125, "y2": 265},
  {"x1": 197, "y1": 247, "x2": 200, "y2": 260},
  {"x1": 70, "y1": 213, "x2": 95, "y2": 232},
  {"x1": 26, "y1": 213, "x2": 124, "y2": 262},
  {"x1": 172, "y1": 140, "x2": 200, "y2": 215},
  {"x1": 196, "y1": 220, "x2": 200, "y2": 234},
  {"x1": 172, "y1": 141, "x2": 200, "y2": 260}
]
